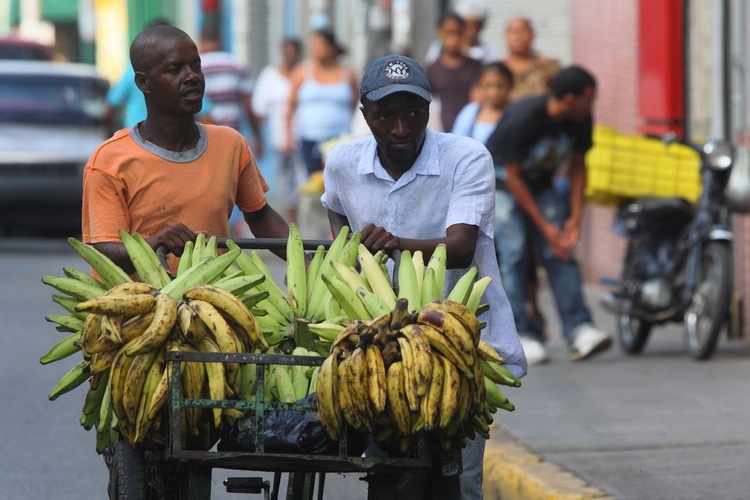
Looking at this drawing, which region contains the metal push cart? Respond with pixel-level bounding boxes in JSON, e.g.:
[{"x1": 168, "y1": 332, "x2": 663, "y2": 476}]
[{"x1": 107, "y1": 238, "x2": 434, "y2": 499}]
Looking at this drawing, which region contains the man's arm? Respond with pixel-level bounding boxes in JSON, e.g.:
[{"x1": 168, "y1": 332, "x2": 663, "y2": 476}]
[
  {"x1": 360, "y1": 223, "x2": 478, "y2": 269},
  {"x1": 327, "y1": 209, "x2": 350, "y2": 240},
  {"x1": 504, "y1": 161, "x2": 570, "y2": 261},
  {"x1": 560, "y1": 152, "x2": 586, "y2": 252},
  {"x1": 243, "y1": 203, "x2": 289, "y2": 260}
]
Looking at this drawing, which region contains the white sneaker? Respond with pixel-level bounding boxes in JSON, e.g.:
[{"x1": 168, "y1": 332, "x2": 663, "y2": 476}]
[
  {"x1": 570, "y1": 323, "x2": 612, "y2": 361},
  {"x1": 520, "y1": 337, "x2": 549, "y2": 365}
]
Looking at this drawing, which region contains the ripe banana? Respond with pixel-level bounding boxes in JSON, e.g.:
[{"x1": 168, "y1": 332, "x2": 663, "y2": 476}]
[
  {"x1": 422, "y1": 353, "x2": 445, "y2": 431},
  {"x1": 347, "y1": 348, "x2": 372, "y2": 432},
  {"x1": 398, "y1": 324, "x2": 434, "y2": 397},
  {"x1": 124, "y1": 292, "x2": 178, "y2": 357},
  {"x1": 425, "y1": 299, "x2": 480, "y2": 346},
  {"x1": 134, "y1": 348, "x2": 165, "y2": 443},
  {"x1": 90, "y1": 348, "x2": 118, "y2": 374},
  {"x1": 186, "y1": 298, "x2": 240, "y2": 384},
  {"x1": 75, "y1": 293, "x2": 156, "y2": 317},
  {"x1": 316, "y1": 352, "x2": 342, "y2": 440},
  {"x1": 385, "y1": 361, "x2": 411, "y2": 436},
  {"x1": 122, "y1": 348, "x2": 159, "y2": 425},
  {"x1": 396, "y1": 336, "x2": 420, "y2": 412},
  {"x1": 365, "y1": 343, "x2": 387, "y2": 414},
  {"x1": 183, "y1": 284, "x2": 267, "y2": 351},
  {"x1": 121, "y1": 310, "x2": 157, "y2": 344},
  {"x1": 417, "y1": 322, "x2": 472, "y2": 377},
  {"x1": 108, "y1": 342, "x2": 137, "y2": 421},
  {"x1": 439, "y1": 354, "x2": 460, "y2": 429},
  {"x1": 417, "y1": 306, "x2": 476, "y2": 372},
  {"x1": 192, "y1": 337, "x2": 226, "y2": 427},
  {"x1": 476, "y1": 340, "x2": 504, "y2": 365}
]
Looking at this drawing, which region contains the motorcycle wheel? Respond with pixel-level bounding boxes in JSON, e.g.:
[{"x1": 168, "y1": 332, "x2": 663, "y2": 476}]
[
  {"x1": 684, "y1": 241, "x2": 732, "y2": 360},
  {"x1": 617, "y1": 312, "x2": 652, "y2": 354}
]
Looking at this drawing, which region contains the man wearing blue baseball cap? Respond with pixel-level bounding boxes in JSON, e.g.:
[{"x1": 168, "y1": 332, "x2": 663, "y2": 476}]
[{"x1": 321, "y1": 54, "x2": 525, "y2": 499}]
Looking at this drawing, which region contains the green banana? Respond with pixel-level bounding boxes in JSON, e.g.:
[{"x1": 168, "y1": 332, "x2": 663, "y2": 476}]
[
  {"x1": 421, "y1": 267, "x2": 440, "y2": 305},
  {"x1": 51, "y1": 294, "x2": 88, "y2": 320},
  {"x1": 426, "y1": 243, "x2": 447, "y2": 297},
  {"x1": 484, "y1": 375, "x2": 511, "y2": 408},
  {"x1": 228, "y1": 240, "x2": 295, "y2": 321},
  {"x1": 356, "y1": 287, "x2": 390, "y2": 318},
  {"x1": 412, "y1": 250, "x2": 425, "y2": 293},
  {"x1": 45, "y1": 314, "x2": 85, "y2": 333},
  {"x1": 176, "y1": 240, "x2": 194, "y2": 276},
  {"x1": 290, "y1": 346, "x2": 311, "y2": 400},
  {"x1": 62, "y1": 267, "x2": 107, "y2": 291},
  {"x1": 213, "y1": 273, "x2": 265, "y2": 295},
  {"x1": 49, "y1": 359, "x2": 91, "y2": 401},
  {"x1": 397, "y1": 250, "x2": 421, "y2": 312},
  {"x1": 192, "y1": 233, "x2": 206, "y2": 266},
  {"x1": 307, "y1": 322, "x2": 346, "y2": 342},
  {"x1": 305, "y1": 245, "x2": 326, "y2": 302},
  {"x1": 307, "y1": 366, "x2": 320, "y2": 395},
  {"x1": 40, "y1": 331, "x2": 82, "y2": 365},
  {"x1": 480, "y1": 359, "x2": 522, "y2": 387},
  {"x1": 357, "y1": 244, "x2": 397, "y2": 309},
  {"x1": 119, "y1": 230, "x2": 168, "y2": 288},
  {"x1": 286, "y1": 223, "x2": 308, "y2": 318},
  {"x1": 274, "y1": 364, "x2": 297, "y2": 403},
  {"x1": 466, "y1": 276, "x2": 492, "y2": 315},
  {"x1": 240, "y1": 289, "x2": 270, "y2": 310},
  {"x1": 82, "y1": 371, "x2": 110, "y2": 421},
  {"x1": 133, "y1": 232, "x2": 172, "y2": 286},
  {"x1": 339, "y1": 231, "x2": 363, "y2": 268},
  {"x1": 321, "y1": 273, "x2": 371, "y2": 320},
  {"x1": 67, "y1": 237, "x2": 132, "y2": 288},
  {"x1": 307, "y1": 226, "x2": 350, "y2": 318},
  {"x1": 42, "y1": 275, "x2": 104, "y2": 302},
  {"x1": 160, "y1": 246, "x2": 241, "y2": 300},
  {"x1": 446, "y1": 266, "x2": 478, "y2": 305}
]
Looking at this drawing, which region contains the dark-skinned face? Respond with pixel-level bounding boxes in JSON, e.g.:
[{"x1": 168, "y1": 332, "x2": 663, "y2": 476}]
[
  {"x1": 139, "y1": 35, "x2": 205, "y2": 116},
  {"x1": 361, "y1": 92, "x2": 430, "y2": 175}
]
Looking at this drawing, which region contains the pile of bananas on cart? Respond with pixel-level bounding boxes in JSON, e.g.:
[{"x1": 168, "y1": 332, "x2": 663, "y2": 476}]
[{"x1": 40, "y1": 223, "x2": 520, "y2": 455}]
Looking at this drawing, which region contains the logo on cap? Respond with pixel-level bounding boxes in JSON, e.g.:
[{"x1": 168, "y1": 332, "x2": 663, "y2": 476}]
[{"x1": 385, "y1": 60, "x2": 410, "y2": 80}]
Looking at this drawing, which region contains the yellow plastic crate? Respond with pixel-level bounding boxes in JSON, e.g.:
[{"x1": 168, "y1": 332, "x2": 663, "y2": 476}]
[{"x1": 586, "y1": 126, "x2": 702, "y2": 205}]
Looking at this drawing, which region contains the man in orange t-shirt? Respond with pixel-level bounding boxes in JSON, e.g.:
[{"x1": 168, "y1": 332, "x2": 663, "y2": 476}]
[{"x1": 82, "y1": 24, "x2": 288, "y2": 272}]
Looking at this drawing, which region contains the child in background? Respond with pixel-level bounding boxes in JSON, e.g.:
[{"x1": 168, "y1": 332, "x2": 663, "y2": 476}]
[{"x1": 451, "y1": 62, "x2": 514, "y2": 144}]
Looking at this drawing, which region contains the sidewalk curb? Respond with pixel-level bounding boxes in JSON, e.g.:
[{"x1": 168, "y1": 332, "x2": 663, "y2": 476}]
[{"x1": 482, "y1": 426, "x2": 612, "y2": 500}]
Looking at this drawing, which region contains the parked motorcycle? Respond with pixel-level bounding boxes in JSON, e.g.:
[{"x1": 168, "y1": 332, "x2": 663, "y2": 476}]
[{"x1": 601, "y1": 134, "x2": 750, "y2": 360}]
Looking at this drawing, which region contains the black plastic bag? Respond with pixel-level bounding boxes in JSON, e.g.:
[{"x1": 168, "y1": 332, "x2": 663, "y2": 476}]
[{"x1": 219, "y1": 393, "x2": 366, "y2": 456}]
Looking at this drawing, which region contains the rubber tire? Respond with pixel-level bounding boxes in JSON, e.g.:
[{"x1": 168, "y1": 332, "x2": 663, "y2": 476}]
[
  {"x1": 684, "y1": 241, "x2": 732, "y2": 361},
  {"x1": 109, "y1": 440, "x2": 147, "y2": 500},
  {"x1": 617, "y1": 313, "x2": 652, "y2": 355}
]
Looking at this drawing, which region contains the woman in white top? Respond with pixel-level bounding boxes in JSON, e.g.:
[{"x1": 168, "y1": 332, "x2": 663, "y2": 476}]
[
  {"x1": 285, "y1": 30, "x2": 359, "y2": 175},
  {"x1": 252, "y1": 38, "x2": 303, "y2": 222}
]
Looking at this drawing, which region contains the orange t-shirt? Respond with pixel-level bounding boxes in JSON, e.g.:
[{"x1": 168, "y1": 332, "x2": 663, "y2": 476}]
[{"x1": 82, "y1": 123, "x2": 268, "y2": 245}]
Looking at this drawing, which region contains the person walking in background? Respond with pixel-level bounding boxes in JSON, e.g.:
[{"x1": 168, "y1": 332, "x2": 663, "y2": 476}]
[
  {"x1": 322, "y1": 54, "x2": 525, "y2": 499},
  {"x1": 484, "y1": 66, "x2": 612, "y2": 365},
  {"x1": 199, "y1": 24, "x2": 264, "y2": 158},
  {"x1": 252, "y1": 38, "x2": 304, "y2": 223},
  {"x1": 503, "y1": 17, "x2": 561, "y2": 104},
  {"x1": 285, "y1": 29, "x2": 358, "y2": 175},
  {"x1": 424, "y1": 0, "x2": 500, "y2": 65},
  {"x1": 451, "y1": 62, "x2": 513, "y2": 144},
  {"x1": 425, "y1": 12, "x2": 483, "y2": 133},
  {"x1": 503, "y1": 16, "x2": 563, "y2": 347}
]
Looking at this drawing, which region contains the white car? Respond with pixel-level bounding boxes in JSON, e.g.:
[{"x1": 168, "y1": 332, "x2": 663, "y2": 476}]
[{"x1": 0, "y1": 60, "x2": 109, "y2": 236}]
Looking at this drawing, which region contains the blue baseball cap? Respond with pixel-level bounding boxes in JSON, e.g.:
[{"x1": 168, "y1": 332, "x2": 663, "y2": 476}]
[{"x1": 360, "y1": 55, "x2": 431, "y2": 103}]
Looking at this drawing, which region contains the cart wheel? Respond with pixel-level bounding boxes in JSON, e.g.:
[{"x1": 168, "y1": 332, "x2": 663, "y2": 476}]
[{"x1": 109, "y1": 440, "x2": 148, "y2": 500}]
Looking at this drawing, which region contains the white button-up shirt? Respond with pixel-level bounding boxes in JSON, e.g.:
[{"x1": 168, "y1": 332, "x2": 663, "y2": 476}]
[{"x1": 321, "y1": 129, "x2": 527, "y2": 377}]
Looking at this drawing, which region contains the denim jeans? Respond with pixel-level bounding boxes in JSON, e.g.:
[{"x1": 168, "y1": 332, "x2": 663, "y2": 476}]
[{"x1": 494, "y1": 186, "x2": 591, "y2": 342}]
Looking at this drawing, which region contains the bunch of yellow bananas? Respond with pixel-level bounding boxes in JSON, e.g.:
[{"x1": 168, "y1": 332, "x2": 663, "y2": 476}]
[
  {"x1": 41, "y1": 232, "x2": 269, "y2": 453},
  {"x1": 316, "y1": 297, "x2": 521, "y2": 453}
]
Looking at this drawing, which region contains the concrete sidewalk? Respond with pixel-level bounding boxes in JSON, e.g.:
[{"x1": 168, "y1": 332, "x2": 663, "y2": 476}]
[{"x1": 481, "y1": 284, "x2": 750, "y2": 499}]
